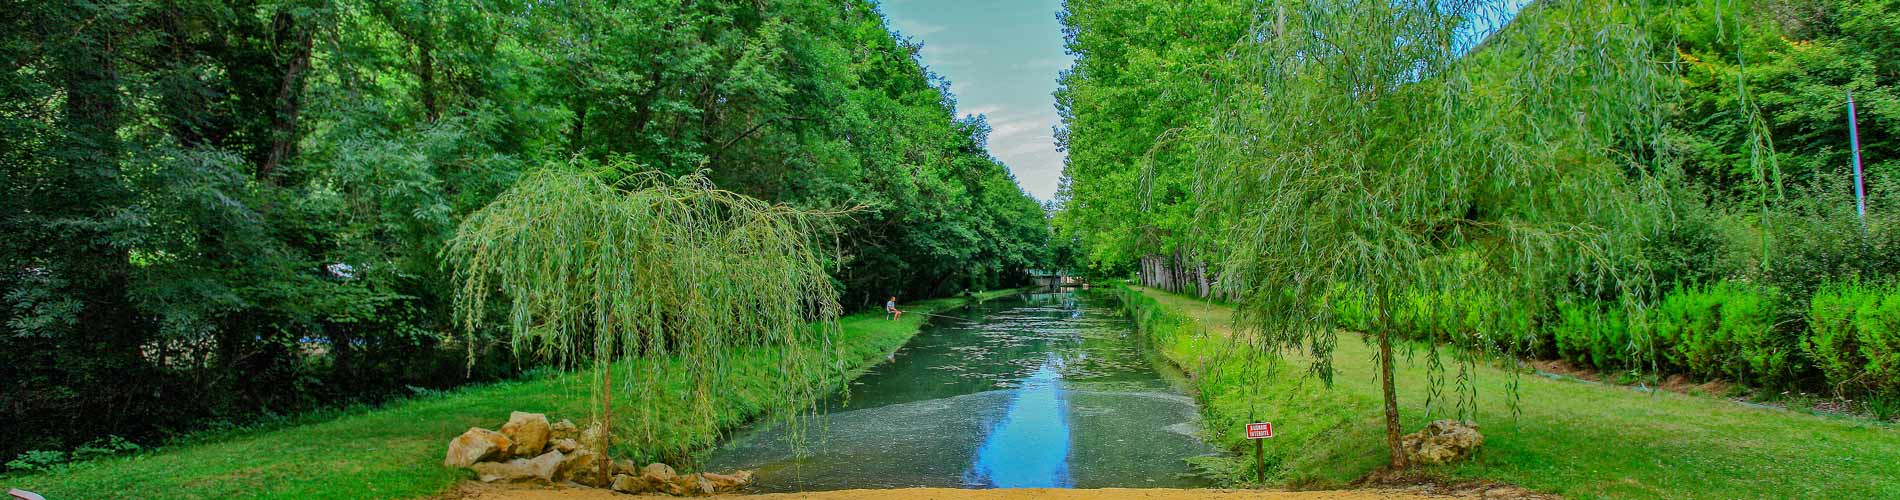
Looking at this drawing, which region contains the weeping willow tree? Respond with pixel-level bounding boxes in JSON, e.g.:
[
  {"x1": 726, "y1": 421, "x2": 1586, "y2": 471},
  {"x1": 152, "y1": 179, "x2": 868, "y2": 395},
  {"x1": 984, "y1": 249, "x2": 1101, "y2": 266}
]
[
  {"x1": 446, "y1": 164, "x2": 845, "y2": 483},
  {"x1": 1195, "y1": 0, "x2": 1673, "y2": 469}
]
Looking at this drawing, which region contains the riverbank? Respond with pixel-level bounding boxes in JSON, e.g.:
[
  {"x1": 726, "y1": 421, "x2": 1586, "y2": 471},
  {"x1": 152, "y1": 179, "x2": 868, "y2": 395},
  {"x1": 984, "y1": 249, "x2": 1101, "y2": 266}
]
[
  {"x1": 1115, "y1": 285, "x2": 1900, "y2": 499},
  {"x1": 2, "y1": 290, "x2": 1024, "y2": 500}
]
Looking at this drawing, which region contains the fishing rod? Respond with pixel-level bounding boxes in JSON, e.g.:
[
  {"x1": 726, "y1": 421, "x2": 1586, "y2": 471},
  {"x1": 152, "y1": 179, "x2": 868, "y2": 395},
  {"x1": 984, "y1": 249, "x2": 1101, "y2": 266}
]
[{"x1": 909, "y1": 311, "x2": 979, "y2": 324}]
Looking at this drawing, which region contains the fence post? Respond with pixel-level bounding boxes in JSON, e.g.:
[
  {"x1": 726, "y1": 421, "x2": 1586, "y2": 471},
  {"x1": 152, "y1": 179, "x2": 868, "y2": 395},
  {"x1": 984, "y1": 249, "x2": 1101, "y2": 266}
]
[{"x1": 1849, "y1": 89, "x2": 1867, "y2": 233}]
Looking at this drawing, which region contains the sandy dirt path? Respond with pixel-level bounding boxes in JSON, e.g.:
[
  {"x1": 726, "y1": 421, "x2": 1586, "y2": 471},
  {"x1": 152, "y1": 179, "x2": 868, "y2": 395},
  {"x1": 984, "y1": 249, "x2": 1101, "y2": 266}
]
[{"x1": 450, "y1": 484, "x2": 1493, "y2": 500}]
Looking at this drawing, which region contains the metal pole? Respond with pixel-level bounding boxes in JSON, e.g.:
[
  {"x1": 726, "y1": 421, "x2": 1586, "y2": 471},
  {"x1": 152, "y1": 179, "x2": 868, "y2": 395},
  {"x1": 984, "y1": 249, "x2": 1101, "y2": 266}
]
[{"x1": 1849, "y1": 89, "x2": 1867, "y2": 232}]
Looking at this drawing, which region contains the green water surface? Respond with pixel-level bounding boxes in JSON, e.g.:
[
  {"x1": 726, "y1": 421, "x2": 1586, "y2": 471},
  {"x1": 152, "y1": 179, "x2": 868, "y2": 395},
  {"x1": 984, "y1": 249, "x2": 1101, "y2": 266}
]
[{"x1": 702, "y1": 292, "x2": 1216, "y2": 490}]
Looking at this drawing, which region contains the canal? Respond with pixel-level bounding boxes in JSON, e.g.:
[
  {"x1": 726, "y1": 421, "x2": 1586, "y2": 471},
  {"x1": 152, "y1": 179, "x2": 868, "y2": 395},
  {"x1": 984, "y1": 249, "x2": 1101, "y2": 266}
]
[{"x1": 701, "y1": 291, "x2": 1216, "y2": 491}]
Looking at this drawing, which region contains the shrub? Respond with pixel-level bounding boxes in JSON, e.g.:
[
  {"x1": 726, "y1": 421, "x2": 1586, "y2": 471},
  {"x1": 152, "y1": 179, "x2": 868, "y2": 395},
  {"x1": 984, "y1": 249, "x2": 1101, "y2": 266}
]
[
  {"x1": 5, "y1": 450, "x2": 67, "y2": 473},
  {"x1": 1804, "y1": 281, "x2": 1900, "y2": 397},
  {"x1": 1859, "y1": 293, "x2": 1900, "y2": 395},
  {"x1": 1651, "y1": 281, "x2": 1791, "y2": 384},
  {"x1": 1326, "y1": 285, "x2": 1375, "y2": 332},
  {"x1": 1807, "y1": 282, "x2": 1874, "y2": 392},
  {"x1": 1550, "y1": 300, "x2": 1641, "y2": 371}
]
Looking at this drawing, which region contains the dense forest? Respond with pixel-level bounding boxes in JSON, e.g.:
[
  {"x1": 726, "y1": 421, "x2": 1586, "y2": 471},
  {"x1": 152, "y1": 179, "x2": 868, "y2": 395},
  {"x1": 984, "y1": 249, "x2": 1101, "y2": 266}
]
[
  {"x1": 0, "y1": 0, "x2": 1050, "y2": 463},
  {"x1": 1056, "y1": 0, "x2": 1898, "y2": 413}
]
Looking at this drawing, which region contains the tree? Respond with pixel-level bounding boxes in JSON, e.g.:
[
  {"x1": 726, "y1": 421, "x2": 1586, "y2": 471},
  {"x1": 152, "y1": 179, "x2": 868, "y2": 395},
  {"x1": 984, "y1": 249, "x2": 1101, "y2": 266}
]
[
  {"x1": 446, "y1": 165, "x2": 845, "y2": 484},
  {"x1": 1054, "y1": 0, "x2": 1250, "y2": 283},
  {"x1": 1195, "y1": 0, "x2": 1670, "y2": 469},
  {"x1": 2, "y1": 0, "x2": 1049, "y2": 464}
]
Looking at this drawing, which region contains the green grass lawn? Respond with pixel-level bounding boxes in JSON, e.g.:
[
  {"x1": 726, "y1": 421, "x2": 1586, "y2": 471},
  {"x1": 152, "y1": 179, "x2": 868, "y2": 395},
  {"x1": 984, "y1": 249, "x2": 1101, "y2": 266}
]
[
  {"x1": 1122, "y1": 285, "x2": 1900, "y2": 499},
  {"x1": 3, "y1": 290, "x2": 1020, "y2": 500}
]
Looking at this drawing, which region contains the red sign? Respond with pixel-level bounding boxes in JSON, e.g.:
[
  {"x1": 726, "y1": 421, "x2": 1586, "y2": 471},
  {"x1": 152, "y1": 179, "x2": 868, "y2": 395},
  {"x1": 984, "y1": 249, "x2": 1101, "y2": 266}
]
[{"x1": 1246, "y1": 422, "x2": 1274, "y2": 439}]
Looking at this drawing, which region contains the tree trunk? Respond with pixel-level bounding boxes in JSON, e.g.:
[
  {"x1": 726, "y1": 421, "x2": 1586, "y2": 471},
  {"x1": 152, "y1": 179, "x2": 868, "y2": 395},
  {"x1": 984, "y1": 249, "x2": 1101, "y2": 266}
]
[
  {"x1": 261, "y1": 10, "x2": 315, "y2": 180},
  {"x1": 598, "y1": 364, "x2": 614, "y2": 486},
  {"x1": 1379, "y1": 309, "x2": 1408, "y2": 470}
]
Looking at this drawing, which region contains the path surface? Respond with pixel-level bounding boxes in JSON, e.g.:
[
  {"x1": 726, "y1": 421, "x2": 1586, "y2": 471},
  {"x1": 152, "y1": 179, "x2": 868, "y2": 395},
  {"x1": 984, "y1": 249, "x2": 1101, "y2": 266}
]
[{"x1": 451, "y1": 485, "x2": 1487, "y2": 500}]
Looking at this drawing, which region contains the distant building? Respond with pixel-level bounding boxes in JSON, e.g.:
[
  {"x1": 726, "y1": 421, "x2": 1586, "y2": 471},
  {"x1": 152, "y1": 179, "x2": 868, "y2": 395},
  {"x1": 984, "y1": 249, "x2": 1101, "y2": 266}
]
[{"x1": 1026, "y1": 268, "x2": 1080, "y2": 289}]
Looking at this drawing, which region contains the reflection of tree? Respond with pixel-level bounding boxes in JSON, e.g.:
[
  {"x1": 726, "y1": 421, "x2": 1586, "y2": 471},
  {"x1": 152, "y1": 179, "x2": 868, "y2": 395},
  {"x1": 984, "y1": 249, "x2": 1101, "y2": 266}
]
[{"x1": 829, "y1": 294, "x2": 1154, "y2": 411}]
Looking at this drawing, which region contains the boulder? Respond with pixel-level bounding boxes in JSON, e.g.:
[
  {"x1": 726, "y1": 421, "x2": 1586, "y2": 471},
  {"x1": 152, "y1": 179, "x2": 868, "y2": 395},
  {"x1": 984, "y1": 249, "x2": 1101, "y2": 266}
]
[
  {"x1": 640, "y1": 462, "x2": 677, "y2": 485},
  {"x1": 667, "y1": 474, "x2": 715, "y2": 496},
  {"x1": 550, "y1": 419, "x2": 579, "y2": 441},
  {"x1": 701, "y1": 470, "x2": 753, "y2": 492},
  {"x1": 522, "y1": 450, "x2": 565, "y2": 481},
  {"x1": 558, "y1": 447, "x2": 603, "y2": 485},
  {"x1": 610, "y1": 473, "x2": 647, "y2": 493},
  {"x1": 443, "y1": 427, "x2": 512, "y2": 468},
  {"x1": 550, "y1": 438, "x2": 579, "y2": 453},
  {"x1": 499, "y1": 411, "x2": 552, "y2": 457},
  {"x1": 1402, "y1": 419, "x2": 1484, "y2": 465},
  {"x1": 470, "y1": 451, "x2": 562, "y2": 483},
  {"x1": 578, "y1": 422, "x2": 609, "y2": 452},
  {"x1": 470, "y1": 460, "x2": 534, "y2": 483},
  {"x1": 614, "y1": 459, "x2": 640, "y2": 476}
]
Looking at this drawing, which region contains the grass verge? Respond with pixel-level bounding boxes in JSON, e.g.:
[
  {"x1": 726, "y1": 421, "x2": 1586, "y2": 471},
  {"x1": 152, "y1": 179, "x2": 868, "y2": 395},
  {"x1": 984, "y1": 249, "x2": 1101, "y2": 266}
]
[
  {"x1": 3, "y1": 290, "x2": 1021, "y2": 500},
  {"x1": 1117, "y1": 284, "x2": 1900, "y2": 499}
]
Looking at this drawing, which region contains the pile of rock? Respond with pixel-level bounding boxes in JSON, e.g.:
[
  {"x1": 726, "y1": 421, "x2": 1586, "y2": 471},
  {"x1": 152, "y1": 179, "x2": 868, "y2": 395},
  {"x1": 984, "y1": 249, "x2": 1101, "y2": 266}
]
[
  {"x1": 443, "y1": 411, "x2": 752, "y2": 496},
  {"x1": 1401, "y1": 419, "x2": 1484, "y2": 465}
]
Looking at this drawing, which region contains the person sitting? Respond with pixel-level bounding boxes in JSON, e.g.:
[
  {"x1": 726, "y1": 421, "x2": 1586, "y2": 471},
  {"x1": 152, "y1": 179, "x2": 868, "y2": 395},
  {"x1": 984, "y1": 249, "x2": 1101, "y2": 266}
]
[{"x1": 885, "y1": 296, "x2": 903, "y2": 320}]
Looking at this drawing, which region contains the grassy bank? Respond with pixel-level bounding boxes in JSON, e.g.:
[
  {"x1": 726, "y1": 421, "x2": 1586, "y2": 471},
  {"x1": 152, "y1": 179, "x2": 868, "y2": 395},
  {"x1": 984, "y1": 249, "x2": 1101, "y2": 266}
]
[
  {"x1": 1115, "y1": 285, "x2": 1900, "y2": 499},
  {"x1": 3, "y1": 290, "x2": 1020, "y2": 500}
]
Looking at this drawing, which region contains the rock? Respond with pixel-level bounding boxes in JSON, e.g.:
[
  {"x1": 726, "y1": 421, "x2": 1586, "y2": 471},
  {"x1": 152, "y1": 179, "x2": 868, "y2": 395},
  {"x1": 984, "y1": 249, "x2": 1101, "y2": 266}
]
[
  {"x1": 499, "y1": 411, "x2": 552, "y2": 457},
  {"x1": 470, "y1": 460, "x2": 533, "y2": 483},
  {"x1": 611, "y1": 473, "x2": 647, "y2": 493},
  {"x1": 550, "y1": 438, "x2": 579, "y2": 453},
  {"x1": 550, "y1": 419, "x2": 579, "y2": 440},
  {"x1": 640, "y1": 462, "x2": 677, "y2": 485},
  {"x1": 668, "y1": 474, "x2": 715, "y2": 496},
  {"x1": 701, "y1": 470, "x2": 753, "y2": 492},
  {"x1": 443, "y1": 427, "x2": 513, "y2": 468},
  {"x1": 469, "y1": 451, "x2": 562, "y2": 483},
  {"x1": 557, "y1": 447, "x2": 602, "y2": 485},
  {"x1": 1402, "y1": 419, "x2": 1484, "y2": 465},
  {"x1": 614, "y1": 459, "x2": 640, "y2": 476},
  {"x1": 578, "y1": 422, "x2": 609, "y2": 452},
  {"x1": 522, "y1": 450, "x2": 565, "y2": 481}
]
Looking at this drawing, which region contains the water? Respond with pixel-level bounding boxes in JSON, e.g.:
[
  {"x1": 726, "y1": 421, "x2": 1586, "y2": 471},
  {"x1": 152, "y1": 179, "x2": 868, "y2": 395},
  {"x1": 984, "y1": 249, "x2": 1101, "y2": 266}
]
[{"x1": 701, "y1": 292, "x2": 1216, "y2": 490}]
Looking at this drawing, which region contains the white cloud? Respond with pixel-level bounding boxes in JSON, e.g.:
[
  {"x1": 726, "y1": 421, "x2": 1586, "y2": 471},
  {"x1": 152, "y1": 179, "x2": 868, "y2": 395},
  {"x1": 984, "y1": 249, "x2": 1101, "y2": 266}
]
[
  {"x1": 891, "y1": 18, "x2": 945, "y2": 37},
  {"x1": 975, "y1": 109, "x2": 1064, "y2": 201},
  {"x1": 1018, "y1": 57, "x2": 1072, "y2": 70},
  {"x1": 961, "y1": 105, "x2": 1004, "y2": 117}
]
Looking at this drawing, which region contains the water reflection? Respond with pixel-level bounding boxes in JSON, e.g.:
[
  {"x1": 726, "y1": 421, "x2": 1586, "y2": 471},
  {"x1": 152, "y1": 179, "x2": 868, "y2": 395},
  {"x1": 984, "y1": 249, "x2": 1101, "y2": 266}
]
[
  {"x1": 701, "y1": 293, "x2": 1212, "y2": 491},
  {"x1": 964, "y1": 359, "x2": 1072, "y2": 488}
]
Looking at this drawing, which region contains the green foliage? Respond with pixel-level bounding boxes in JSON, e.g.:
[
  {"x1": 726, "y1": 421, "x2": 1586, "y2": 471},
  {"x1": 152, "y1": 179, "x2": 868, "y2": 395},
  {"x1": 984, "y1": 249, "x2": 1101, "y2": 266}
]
[
  {"x1": 1110, "y1": 284, "x2": 1375, "y2": 487},
  {"x1": 2, "y1": 296, "x2": 992, "y2": 498},
  {"x1": 1807, "y1": 281, "x2": 1900, "y2": 397},
  {"x1": 3, "y1": 450, "x2": 66, "y2": 474},
  {"x1": 1550, "y1": 300, "x2": 1644, "y2": 371},
  {"x1": 1, "y1": 0, "x2": 1048, "y2": 466},
  {"x1": 1807, "y1": 281, "x2": 1876, "y2": 392},
  {"x1": 1136, "y1": 287, "x2": 1900, "y2": 499},
  {"x1": 1179, "y1": 0, "x2": 1673, "y2": 467},
  {"x1": 446, "y1": 165, "x2": 844, "y2": 460},
  {"x1": 1651, "y1": 282, "x2": 1791, "y2": 384},
  {"x1": 1052, "y1": 0, "x2": 1252, "y2": 278},
  {"x1": 1054, "y1": 0, "x2": 1900, "y2": 410}
]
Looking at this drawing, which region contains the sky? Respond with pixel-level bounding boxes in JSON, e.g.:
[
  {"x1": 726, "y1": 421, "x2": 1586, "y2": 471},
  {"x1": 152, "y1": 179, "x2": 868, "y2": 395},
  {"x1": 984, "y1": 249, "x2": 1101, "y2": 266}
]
[{"x1": 878, "y1": 0, "x2": 1072, "y2": 202}]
